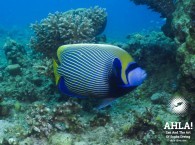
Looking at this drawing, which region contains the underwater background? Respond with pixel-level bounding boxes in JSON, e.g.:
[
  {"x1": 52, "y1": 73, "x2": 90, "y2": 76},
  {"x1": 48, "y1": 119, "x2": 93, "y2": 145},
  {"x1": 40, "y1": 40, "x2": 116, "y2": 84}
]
[
  {"x1": 0, "y1": 0, "x2": 164, "y2": 41},
  {"x1": 0, "y1": 0, "x2": 194, "y2": 145}
]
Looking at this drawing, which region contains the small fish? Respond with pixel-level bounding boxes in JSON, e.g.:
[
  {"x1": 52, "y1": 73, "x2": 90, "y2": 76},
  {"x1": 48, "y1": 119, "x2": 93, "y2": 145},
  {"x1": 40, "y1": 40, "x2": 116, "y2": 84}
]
[
  {"x1": 53, "y1": 44, "x2": 147, "y2": 109},
  {"x1": 174, "y1": 102, "x2": 183, "y2": 107}
]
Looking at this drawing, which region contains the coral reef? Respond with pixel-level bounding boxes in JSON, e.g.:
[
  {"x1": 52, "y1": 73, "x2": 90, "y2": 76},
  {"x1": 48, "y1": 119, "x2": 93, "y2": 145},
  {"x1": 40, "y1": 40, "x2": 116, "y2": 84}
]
[
  {"x1": 0, "y1": 39, "x2": 55, "y2": 102},
  {"x1": 0, "y1": 103, "x2": 10, "y2": 117},
  {"x1": 173, "y1": 0, "x2": 195, "y2": 95},
  {"x1": 0, "y1": 3, "x2": 195, "y2": 144},
  {"x1": 130, "y1": 0, "x2": 195, "y2": 101},
  {"x1": 49, "y1": 133, "x2": 73, "y2": 145},
  {"x1": 129, "y1": 0, "x2": 175, "y2": 18},
  {"x1": 30, "y1": 6, "x2": 107, "y2": 57},
  {"x1": 150, "y1": 92, "x2": 171, "y2": 104},
  {"x1": 26, "y1": 100, "x2": 83, "y2": 138},
  {"x1": 5, "y1": 64, "x2": 21, "y2": 76},
  {"x1": 89, "y1": 112, "x2": 111, "y2": 127},
  {"x1": 124, "y1": 31, "x2": 177, "y2": 72},
  {"x1": 0, "y1": 120, "x2": 15, "y2": 144},
  {"x1": 3, "y1": 39, "x2": 26, "y2": 66},
  {"x1": 122, "y1": 108, "x2": 162, "y2": 144},
  {"x1": 171, "y1": 0, "x2": 193, "y2": 43},
  {"x1": 130, "y1": 0, "x2": 176, "y2": 38},
  {"x1": 0, "y1": 99, "x2": 85, "y2": 144}
]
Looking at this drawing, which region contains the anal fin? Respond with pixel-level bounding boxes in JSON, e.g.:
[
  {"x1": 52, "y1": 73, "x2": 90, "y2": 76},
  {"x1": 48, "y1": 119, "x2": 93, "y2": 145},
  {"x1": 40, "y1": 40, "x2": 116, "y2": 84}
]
[{"x1": 58, "y1": 77, "x2": 86, "y2": 99}]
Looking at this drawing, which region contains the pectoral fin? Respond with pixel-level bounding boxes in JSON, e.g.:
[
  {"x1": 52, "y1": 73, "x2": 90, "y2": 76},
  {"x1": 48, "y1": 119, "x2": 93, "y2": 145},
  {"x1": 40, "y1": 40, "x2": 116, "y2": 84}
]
[
  {"x1": 112, "y1": 58, "x2": 121, "y2": 77},
  {"x1": 96, "y1": 98, "x2": 117, "y2": 109}
]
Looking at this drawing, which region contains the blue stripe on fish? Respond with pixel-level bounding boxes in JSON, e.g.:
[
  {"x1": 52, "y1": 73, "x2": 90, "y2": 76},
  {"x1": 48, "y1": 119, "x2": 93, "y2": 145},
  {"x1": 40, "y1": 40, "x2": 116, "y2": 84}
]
[
  {"x1": 57, "y1": 45, "x2": 115, "y2": 98},
  {"x1": 53, "y1": 44, "x2": 147, "y2": 109}
]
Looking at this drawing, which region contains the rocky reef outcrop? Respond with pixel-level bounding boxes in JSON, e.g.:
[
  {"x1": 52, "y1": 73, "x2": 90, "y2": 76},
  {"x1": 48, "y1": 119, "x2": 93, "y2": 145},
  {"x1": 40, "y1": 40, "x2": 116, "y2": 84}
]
[
  {"x1": 3, "y1": 39, "x2": 26, "y2": 66},
  {"x1": 130, "y1": 0, "x2": 176, "y2": 38},
  {"x1": 173, "y1": 1, "x2": 195, "y2": 95},
  {"x1": 129, "y1": 0, "x2": 175, "y2": 18},
  {"x1": 0, "y1": 39, "x2": 55, "y2": 102},
  {"x1": 26, "y1": 100, "x2": 83, "y2": 138},
  {"x1": 130, "y1": 0, "x2": 195, "y2": 98},
  {"x1": 30, "y1": 6, "x2": 107, "y2": 57},
  {"x1": 124, "y1": 31, "x2": 177, "y2": 72}
]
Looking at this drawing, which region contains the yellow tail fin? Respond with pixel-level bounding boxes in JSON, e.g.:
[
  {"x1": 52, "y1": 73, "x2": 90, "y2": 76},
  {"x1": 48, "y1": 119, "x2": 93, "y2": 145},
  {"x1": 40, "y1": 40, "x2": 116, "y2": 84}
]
[{"x1": 53, "y1": 58, "x2": 60, "y2": 85}]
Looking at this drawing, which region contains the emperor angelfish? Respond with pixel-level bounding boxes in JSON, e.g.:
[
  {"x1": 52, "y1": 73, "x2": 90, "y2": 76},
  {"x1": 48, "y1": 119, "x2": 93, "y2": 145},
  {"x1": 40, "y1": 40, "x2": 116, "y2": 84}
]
[{"x1": 53, "y1": 44, "x2": 147, "y2": 109}]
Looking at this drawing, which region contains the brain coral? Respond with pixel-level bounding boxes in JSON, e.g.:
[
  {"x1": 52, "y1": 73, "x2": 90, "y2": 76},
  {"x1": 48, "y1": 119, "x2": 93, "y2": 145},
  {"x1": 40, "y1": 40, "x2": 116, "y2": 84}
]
[{"x1": 30, "y1": 6, "x2": 107, "y2": 56}]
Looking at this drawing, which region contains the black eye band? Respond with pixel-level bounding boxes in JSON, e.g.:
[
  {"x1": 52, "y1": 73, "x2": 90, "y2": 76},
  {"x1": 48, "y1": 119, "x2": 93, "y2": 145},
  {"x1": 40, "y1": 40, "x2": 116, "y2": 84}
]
[{"x1": 126, "y1": 62, "x2": 139, "y2": 73}]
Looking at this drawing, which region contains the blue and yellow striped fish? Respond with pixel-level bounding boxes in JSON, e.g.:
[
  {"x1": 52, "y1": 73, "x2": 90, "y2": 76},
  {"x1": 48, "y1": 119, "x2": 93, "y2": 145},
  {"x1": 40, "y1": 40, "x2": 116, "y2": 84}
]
[{"x1": 53, "y1": 44, "x2": 146, "y2": 109}]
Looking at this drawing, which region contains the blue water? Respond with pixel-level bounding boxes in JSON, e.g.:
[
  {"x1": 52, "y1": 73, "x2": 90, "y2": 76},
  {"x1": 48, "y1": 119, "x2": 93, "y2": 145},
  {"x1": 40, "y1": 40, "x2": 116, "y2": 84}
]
[{"x1": 0, "y1": 0, "x2": 164, "y2": 41}]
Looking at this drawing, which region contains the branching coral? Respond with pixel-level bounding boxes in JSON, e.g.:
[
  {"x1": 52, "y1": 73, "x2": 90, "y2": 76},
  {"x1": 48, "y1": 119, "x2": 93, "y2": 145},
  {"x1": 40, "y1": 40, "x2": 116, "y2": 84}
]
[{"x1": 30, "y1": 6, "x2": 107, "y2": 57}]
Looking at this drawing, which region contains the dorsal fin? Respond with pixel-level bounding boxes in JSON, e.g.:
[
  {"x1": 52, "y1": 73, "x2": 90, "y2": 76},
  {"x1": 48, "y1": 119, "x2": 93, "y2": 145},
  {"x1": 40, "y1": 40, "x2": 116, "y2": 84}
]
[{"x1": 57, "y1": 45, "x2": 69, "y2": 62}]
